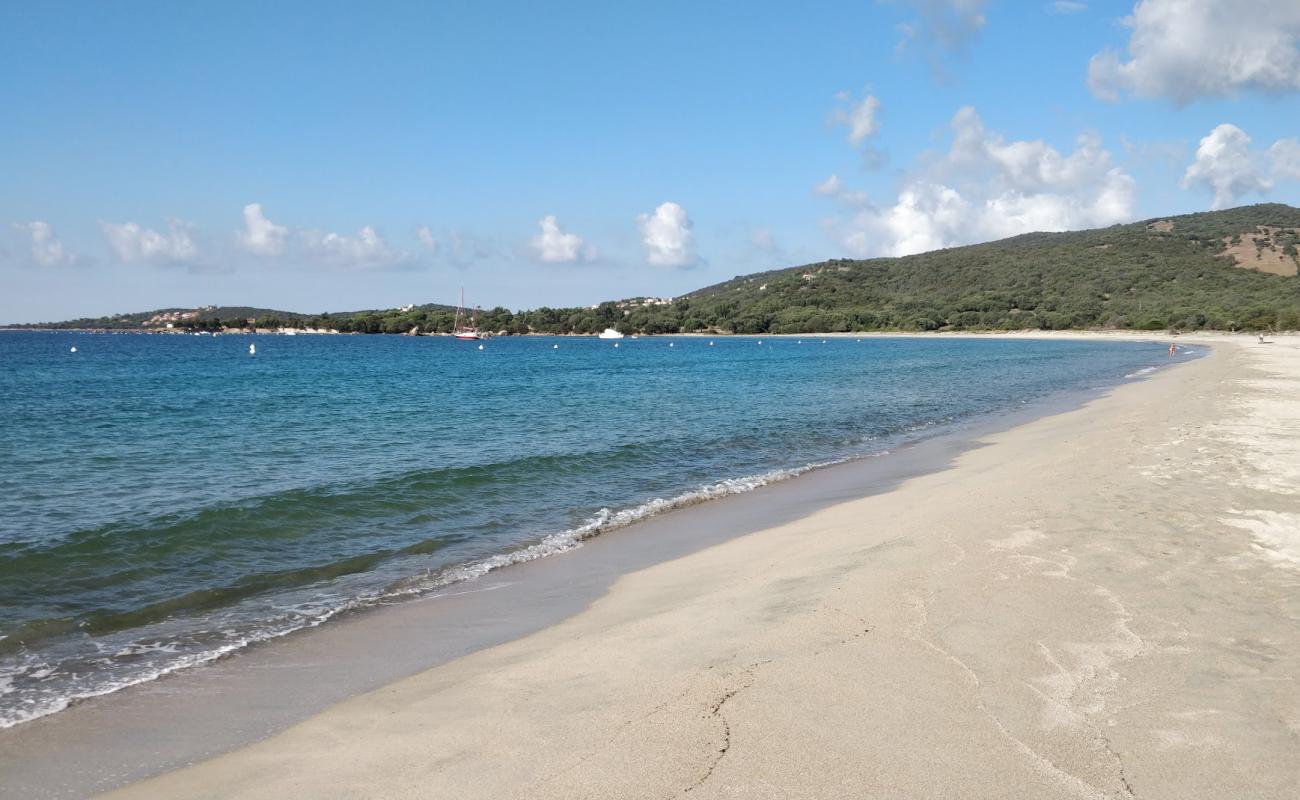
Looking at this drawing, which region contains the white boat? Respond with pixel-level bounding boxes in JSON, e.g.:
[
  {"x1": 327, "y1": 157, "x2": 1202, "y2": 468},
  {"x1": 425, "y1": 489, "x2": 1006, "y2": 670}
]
[
  {"x1": 452, "y1": 288, "x2": 485, "y2": 340},
  {"x1": 597, "y1": 328, "x2": 624, "y2": 339}
]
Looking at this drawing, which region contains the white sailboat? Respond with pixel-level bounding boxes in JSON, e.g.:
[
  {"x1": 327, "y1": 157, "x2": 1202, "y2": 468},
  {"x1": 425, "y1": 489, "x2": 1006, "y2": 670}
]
[
  {"x1": 597, "y1": 328, "x2": 624, "y2": 339},
  {"x1": 452, "y1": 288, "x2": 485, "y2": 340}
]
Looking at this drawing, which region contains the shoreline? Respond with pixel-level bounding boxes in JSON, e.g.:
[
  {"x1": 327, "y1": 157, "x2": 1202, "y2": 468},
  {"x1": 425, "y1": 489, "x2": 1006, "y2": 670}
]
[
  {"x1": 0, "y1": 334, "x2": 1189, "y2": 797},
  {"x1": 92, "y1": 331, "x2": 1300, "y2": 798},
  {"x1": 4, "y1": 327, "x2": 1292, "y2": 339},
  {"x1": 0, "y1": 333, "x2": 1177, "y2": 735}
]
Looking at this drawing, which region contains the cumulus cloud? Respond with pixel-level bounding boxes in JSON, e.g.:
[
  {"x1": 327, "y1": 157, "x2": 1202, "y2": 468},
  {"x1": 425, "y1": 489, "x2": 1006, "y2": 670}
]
[
  {"x1": 636, "y1": 202, "x2": 696, "y2": 267},
  {"x1": 1270, "y1": 138, "x2": 1300, "y2": 180},
  {"x1": 416, "y1": 225, "x2": 438, "y2": 254},
  {"x1": 1181, "y1": 124, "x2": 1273, "y2": 208},
  {"x1": 1088, "y1": 0, "x2": 1300, "y2": 103},
  {"x1": 100, "y1": 219, "x2": 200, "y2": 265},
  {"x1": 1178, "y1": 124, "x2": 1300, "y2": 208},
  {"x1": 301, "y1": 225, "x2": 401, "y2": 268},
  {"x1": 17, "y1": 221, "x2": 75, "y2": 267},
  {"x1": 822, "y1": 107, "x2": 1135, "y2": 258},
  {"x1": 529, "y1": 215, "x2": 596, "y2": 263},
  {"x1": 236, "y1": 203, "x2": 288, "y2": 256}
]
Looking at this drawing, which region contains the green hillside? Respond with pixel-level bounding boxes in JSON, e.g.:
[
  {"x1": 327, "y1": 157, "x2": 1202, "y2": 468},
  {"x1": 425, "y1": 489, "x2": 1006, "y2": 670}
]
[
  {"x1": 3, "y1": 306, "x2": 294, "y2": 330},
  {"x1": 673, "y1": 203, "x2": 1300, "y2": 333},
  {"x1": 9, "y1": 303, "x2": 457, "y2": 332}
]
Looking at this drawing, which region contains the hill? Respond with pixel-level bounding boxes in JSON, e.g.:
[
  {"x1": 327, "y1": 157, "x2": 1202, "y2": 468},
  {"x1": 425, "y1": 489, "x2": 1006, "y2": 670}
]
[
  {"x1": 8, "y1": 303, "x2": 457, "y2": 333},
  {"x1": 672, "y1": 203, "x2": 1300, "y2": 333},
  {"x1": 8, "y1": 204, "x2": 1300, "y2": 334}
]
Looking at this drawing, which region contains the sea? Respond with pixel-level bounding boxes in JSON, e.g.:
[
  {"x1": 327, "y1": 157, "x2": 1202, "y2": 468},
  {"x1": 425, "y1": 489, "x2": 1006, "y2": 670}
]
[{"x1": 0, "y1": 331, "x2": 1176, "y2": 727}]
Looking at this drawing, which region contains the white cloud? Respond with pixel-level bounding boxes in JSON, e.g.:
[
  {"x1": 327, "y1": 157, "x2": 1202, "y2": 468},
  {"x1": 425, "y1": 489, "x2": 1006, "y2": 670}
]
[
  {"x1": 529, "y1": 215, "x2": 596, "y2": 263},
  {"x1": 1049, "y1": 1, "x2": 1087, "y2": 13},
  {"x1": 828, "y1": 92, "x2": 886, "y2": 168},
  {"x1": 1181, "y1": 124, "x2": 1273, "y2": 208},
  {"x1": 636, "y1": 202, "x2": 696, "y2": 267},
  {"x1": 813, "y1": 174, "x2": 870, "y2": 206},
  {"x1": 823, "y1": 106, "x2": 1135, "y2": 258},
  {"x1": 301, "y1": 225, "x2": 400, "y2": 268},
  {"x1": 1178, "y1": 124, "x2": 1300, "y2": 208},
  {"x1": 236, "y1": 203, "x2": 288, "y2": 256},
  {"x1": 1088, "y1": 0, "x2": 1300, "y2": 103},
  {"x1": 416, "y1": 225, "x2": 438, "y2": 254},
  {"x1": 829, "y1": 91, "x2": 881, "y2": 147},
  {"x1": 100, "y1": 219, "x2": 200, "y2": 265},
  {"x1": 17, "y1": 221, "x2": 75, "y2": 267},
  {"x1": 1270, "y1": 138, "x2": 1300, "y2": 180}
]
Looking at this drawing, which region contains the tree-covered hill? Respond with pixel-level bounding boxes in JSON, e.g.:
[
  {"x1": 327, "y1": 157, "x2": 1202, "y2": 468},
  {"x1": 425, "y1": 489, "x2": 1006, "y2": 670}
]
[
  {"x1": 8, "y1": 303, "x2": 458, "y2": 333},
  {"x1": 9, "y1": 203, "x2": 1300, "y2": 334},
  {"x1": 675, "y1": 203, "x2": 1300, "y2": 333}
]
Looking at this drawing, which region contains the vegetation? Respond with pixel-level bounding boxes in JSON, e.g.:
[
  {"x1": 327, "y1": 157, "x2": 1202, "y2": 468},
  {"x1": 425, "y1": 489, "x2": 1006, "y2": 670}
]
[
  {"x1": 11, "y1": 204, "x2": 1300, "y2": 334},
  {"x1": 671, "y1": 204, "x2": 1300, "y2": 334}
]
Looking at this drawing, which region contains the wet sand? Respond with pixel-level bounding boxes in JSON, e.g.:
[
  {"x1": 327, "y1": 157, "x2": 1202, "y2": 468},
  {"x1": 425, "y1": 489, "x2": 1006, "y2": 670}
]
[{"x1": 96, "y1": 333, "x2": 1300, "y2": 799}]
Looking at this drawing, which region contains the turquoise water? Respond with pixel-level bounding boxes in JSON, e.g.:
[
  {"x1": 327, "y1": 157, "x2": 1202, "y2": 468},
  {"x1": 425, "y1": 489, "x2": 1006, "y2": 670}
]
[{"x1": 0, "y1": 331, "x2": 1172, "y2": 726}]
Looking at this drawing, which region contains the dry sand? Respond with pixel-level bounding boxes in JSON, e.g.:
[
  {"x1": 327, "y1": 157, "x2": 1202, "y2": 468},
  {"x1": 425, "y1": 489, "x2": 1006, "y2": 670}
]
[{"x1": 106, "y1": 334, "x2": 1300, "y2": 800}]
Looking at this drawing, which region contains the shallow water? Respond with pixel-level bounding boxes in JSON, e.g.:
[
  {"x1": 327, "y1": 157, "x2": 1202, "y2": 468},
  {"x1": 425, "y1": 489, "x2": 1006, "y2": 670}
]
[{"x1": 0, "y1": 331, "x2": 1170, "y2": 726}]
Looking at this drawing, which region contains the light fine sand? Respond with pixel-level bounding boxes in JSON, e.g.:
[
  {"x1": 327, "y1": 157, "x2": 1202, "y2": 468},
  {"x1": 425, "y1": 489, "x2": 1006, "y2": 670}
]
[{"x1": 108, "y1": 335, "x2": 1300, "y2": 799}]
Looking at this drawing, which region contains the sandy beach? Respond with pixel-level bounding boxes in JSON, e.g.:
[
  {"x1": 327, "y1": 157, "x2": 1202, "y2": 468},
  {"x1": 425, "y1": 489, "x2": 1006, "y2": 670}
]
[{"x1": 101, "y1": 334, "x2": 1299, "y2": 799}]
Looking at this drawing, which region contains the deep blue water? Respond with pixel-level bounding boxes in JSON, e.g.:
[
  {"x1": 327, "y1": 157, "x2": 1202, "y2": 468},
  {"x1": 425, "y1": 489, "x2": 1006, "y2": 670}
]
[{"x1": 0, "y1": 330, "x2": 1172, "y2": 726}]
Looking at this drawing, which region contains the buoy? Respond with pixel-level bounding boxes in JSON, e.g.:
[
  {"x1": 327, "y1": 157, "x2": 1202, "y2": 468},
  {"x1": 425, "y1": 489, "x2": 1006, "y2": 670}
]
[
  {"x1": 822, "y1": 339, "x2": 827, "y2": 344},
  {"x1": 553, "y1": 344, "x2": 559, "y2": 349},
  {"x1": 669, "y1": 342, "x2": 674, "y2": 347},
  {"x1": 613, "y1": 342, "x2": 619, "y2": 348},
  {"x1": 798, "y1": 340, "x2": 802, "y2": 345},
  {"x1": 70, "y1": 346, "x2": 77, "y2": 353},
  {"x1": 478, "y1": 344, "x2": 484, "y2": 350},
  {"x1": 709, "y1": 341, "x2": 714, "y2": 346},
  {"x1": 757, "y1": 340, "x2": 763, "y2": 345},
  {"x1": 249, "y1": 343, "x2": 256, "y2": 356}
]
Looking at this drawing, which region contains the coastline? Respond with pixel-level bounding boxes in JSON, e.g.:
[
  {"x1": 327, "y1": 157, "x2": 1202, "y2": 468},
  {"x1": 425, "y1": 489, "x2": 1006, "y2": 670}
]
[
  {"x1": 3, "y1": 326, "x2": 1289, "y2": 338},
  {"x1": 0, "y1": 335, "x2": 1165, "y2": 797},
  {"x1": 96, "y1": 331, "x2": 1300, "y2": 799},
  {"x1": 3, "y1": 332, "x2": 1294, "y2": 798}
]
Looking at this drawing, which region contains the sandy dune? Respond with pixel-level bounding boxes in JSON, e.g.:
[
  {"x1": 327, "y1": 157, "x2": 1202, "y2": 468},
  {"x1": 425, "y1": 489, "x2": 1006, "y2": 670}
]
[{"x1": 107, "y1": 335, "x2": 1300, "y2": 800}]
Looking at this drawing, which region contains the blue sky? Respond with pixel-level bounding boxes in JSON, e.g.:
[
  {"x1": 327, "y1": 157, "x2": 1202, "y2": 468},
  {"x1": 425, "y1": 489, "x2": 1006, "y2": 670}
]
[{"x1": 3, "y1": 0, "x2": 1298, "y2": 322}]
